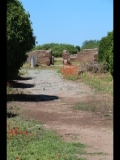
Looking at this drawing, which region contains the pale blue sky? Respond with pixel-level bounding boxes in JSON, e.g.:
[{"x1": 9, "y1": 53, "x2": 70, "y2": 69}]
[{"x1": 20, "y1": 0, "x2": 113, "y2": 47}]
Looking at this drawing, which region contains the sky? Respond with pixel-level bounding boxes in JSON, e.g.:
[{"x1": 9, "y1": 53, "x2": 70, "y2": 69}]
[{"x1": 20, "y1": 0, "x2": 113, "y2": 47}]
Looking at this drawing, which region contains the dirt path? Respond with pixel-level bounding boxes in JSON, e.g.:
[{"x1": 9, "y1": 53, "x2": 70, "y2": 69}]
[{"x1": 7, "y1": 69, "x2": 113, "y2": 160}]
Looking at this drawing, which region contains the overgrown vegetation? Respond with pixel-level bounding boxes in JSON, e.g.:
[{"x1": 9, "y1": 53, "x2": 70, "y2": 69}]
[
  {"x1": 31, "y1": 43, "x2": 78, "y2": 57},
  {"x1": 7, "y1": 0, "x2": 36, "y2": 80},
  {"x1": 98, "y1": 31, "x2": 113, "y2": 77}
]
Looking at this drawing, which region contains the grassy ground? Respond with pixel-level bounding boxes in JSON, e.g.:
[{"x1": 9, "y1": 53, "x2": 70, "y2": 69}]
[
  {"x1": 73, "y1": 97, "x2": 113, "y2": 120},
  {"x1": 7, "y1": 111, "x2": 87, "y2": 160},
  {"x1": 79, "y1": 72, "x2": 113, "y2": 95},
  {"x1": 7, "y1": 104, "x2": 106, "y2": 160}
]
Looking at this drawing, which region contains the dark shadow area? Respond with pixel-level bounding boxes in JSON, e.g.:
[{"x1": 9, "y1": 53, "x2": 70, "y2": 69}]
[
  {"x1": 7, "y1": 112, "x2": 18, "y2": 118},
  {"x1": 7, "y1": 94, "x2": 59, "y2": 102},
  {"x1": 9, "y1": 81, "x2": 35, "y2": 88},
  {"x1": 13, "y1": 76, "x2": 33, "y2": 81}
]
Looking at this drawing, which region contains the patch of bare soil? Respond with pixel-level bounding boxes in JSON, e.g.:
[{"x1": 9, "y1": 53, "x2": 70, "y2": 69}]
[{"x1": 7, "y1": 69, "x2": 113, "y2": 160}]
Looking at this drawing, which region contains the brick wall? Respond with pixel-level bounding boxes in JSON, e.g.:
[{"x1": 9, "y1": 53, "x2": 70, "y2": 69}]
[
  {"x1": 70, "y1": 48, "x2": 98, "y2": 63},
  {"x1": 27, "y1": 49, "x2": 52, "y2": 65}
]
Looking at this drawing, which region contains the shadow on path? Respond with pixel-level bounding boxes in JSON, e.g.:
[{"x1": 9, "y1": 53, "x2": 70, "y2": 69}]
[
  {"x1": 7, "y1": 94, "x2": 59, "y2": 102},
  {"x1": 13, "y1": 76, "x2": 33, "y2": 81}
]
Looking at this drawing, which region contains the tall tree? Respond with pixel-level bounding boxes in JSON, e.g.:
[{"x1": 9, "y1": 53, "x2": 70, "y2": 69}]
[{"x1": 7, "y1": 0, "x2": 36, "y2": 79}]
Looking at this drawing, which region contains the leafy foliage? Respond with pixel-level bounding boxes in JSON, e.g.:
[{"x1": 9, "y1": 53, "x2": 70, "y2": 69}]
[
  {"x1": 98, "y1": 31, "x2": 113, "y2": 76},
  {"x1": 31, "y1": 43, "x2": 78, "y2": 57},
  {"x1": 7, "y1": 0, "x2": 36, "y2": 79},
  {"x1": 81, "y1": 40, "x2": 100, "y2": 51}
]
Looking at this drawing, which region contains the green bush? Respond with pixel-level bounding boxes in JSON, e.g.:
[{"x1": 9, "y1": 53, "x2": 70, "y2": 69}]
[
  {"x1": 7, "y1": 0, "x2": 36, "y2": 79},
  {"x1": 98, "y1": 31, "x2": 113, "y2": 76}
]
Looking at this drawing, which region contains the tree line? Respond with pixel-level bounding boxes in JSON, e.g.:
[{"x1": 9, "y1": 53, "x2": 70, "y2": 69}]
[{"x1": 31, "y1": 43, "x2": 78, "y2": 57}]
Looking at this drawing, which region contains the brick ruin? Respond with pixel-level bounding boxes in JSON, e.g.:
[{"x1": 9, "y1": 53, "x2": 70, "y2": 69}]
[
  {"x1": 27, "y1": 49, "x2": 54, "y2": 67},
  {"x1": 27, "y1": 48, "x2": 98, "y2": 67},
  {"x1": 70, "y1": 48, "x2": 98, "y2": 64},
  {"x1": 62, "y1": 48, "x2": 100, "y2": 72},
  {"x1": 62, "y1": 50, "x2": 71, "y2": 65}
]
